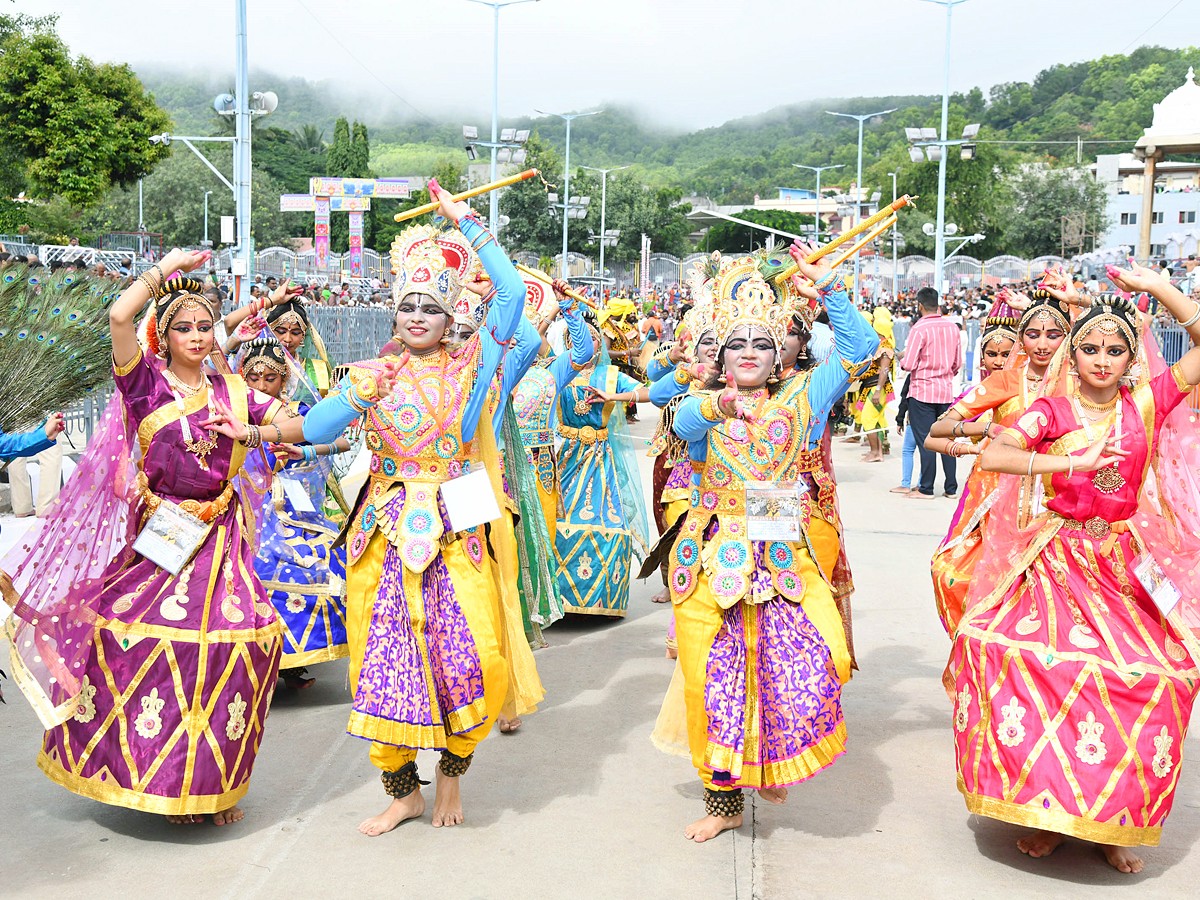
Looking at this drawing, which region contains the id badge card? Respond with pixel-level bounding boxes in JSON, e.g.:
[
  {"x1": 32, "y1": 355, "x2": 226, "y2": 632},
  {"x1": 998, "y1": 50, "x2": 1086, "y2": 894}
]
[
  {"x1": 440, "y1": 468, "x2": 501, "y2": 533},
  {"x1": 745, "y1": 480, "x2": 803, "y2": 542},
  {"x1": 1133, "y1": 553, "x2": 1182, "y2": 617},
  {"x1": 133, "y1": 500, "x2": 209, "y2": 575},
  {"x1": 280, "y1": 474, "x2": 317, "y2": 513}
]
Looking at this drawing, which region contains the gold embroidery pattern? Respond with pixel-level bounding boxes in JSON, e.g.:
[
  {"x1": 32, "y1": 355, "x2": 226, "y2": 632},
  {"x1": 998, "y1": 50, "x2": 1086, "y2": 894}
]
[
  {"x1": 1151, "y1": 725, "x2": 1174, "y2": 778},
  {"x1": 134, "y1": 687, "x2": 165, "y2": 739},
  {"x1": 954, "y1": 687, "x2": 971, "y2": 733},
  {"x1": 1074, "y1": 711, "x2": 1107, "y2": 765},
  {"x1": 997, "y1": 697, "x2": 1027, "y2": 748},
  {"x1": 226, "y1": 692, "x2": 248, "y2": 741},
  {"x1": 72, "y1": 676, "x2": 97, "y2": 724}
]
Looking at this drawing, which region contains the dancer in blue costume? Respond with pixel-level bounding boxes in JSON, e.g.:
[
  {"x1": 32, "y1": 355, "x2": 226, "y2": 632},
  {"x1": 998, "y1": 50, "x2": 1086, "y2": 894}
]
[
  {"x1": 554, "y1": 324, "x2": 650, "y2": 617},
  {"x1": 236, "y1": 337, "x2": 351, "y2": 690}
]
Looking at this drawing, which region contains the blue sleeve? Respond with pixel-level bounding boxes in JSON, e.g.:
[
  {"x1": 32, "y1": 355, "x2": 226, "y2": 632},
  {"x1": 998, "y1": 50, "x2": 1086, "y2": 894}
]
[
  {"x1": 460, "y1": 214, "x2": 525, "y2": 443},
  {"x1": 673, "y1": 394, "x2": 722, "y2": 442},
  {"x1": 646, "y1": 352, "x2": 676, "y2": 383},
  {"x1": 303, "y1": 378, "x2": 362, "y2": 444},
  {"x1": 492, "y1": 316, "x2": 543, "y2": 433},
  {"x1": 547, "y1": 307, "x2": 595, "y2": 392},
  {"x1": 805, "y1": 282, "x2": 880, "y2": 415},
  {"x1": 649, "y1": 371, "x2": 688, "y2": 407},
  {"x1": 616, "y1": 372, "x2": 644, "y2": 395},
  {"x1": 0, "y1": 426, "x2": 55, "y2": 462}
]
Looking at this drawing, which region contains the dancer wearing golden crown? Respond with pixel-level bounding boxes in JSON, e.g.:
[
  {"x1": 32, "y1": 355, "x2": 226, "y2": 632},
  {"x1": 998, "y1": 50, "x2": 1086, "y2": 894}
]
[
  {"x1": 951, "y1": 265, "x2": 1200, "y2": 874},
  {"x1": 664, "y1": 244, "x2": 876, "y2": 842},
  {"x1": 302, "y1": 183, "x2": 529, "y2": 834}
]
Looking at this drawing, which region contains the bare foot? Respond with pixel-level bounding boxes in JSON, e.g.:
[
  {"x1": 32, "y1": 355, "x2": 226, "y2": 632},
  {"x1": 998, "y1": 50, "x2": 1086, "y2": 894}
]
[
  {"x1": 651, "y1": 589, "x2": 671, "y2": 603},
  {"x1": 666, "y1": 646, "x2": 678, "y2": 660},
  {"x1": 1017, "y1": 829, "x2": 1065, "y2": 858},
  {"x1": 684, "y1": 813, "x2": 743, "y2": 843},
  {"x1": 862, "y1": 454, "x2": 883, "y2": 463},
  {"x1": 166, "y1": 814, "x2": 204, "y2": 824},
  {"x1": 358, "y1": 792, "x2": 425, "y2": 836},
  {"x1": 1102, "y1": 844, "x2": 1145, "y2": 874},
  {"x1": 213, "y1": 805, "x2": 244, "y2": 826},
  {"x1": 498, "y1": 716, "x2": 522, "y2": 734},
  {"x1": 758, "y1": 787, "x2": 788, "y2": 804},
  {"x1": 889, "y1": 486, "x2": 914, "y2": 494},
  {"x1": 432, "y1": 769, "x2": 464, "y2": 827}
]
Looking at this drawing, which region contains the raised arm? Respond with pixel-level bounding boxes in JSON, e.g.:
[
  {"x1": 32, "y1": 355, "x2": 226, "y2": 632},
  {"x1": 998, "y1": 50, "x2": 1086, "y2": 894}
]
[
  {"x1": 546, "y1": 281, "x2": 595, "y2": 391},
  {"x1": 1109, "y1": 263, "x2": 1200, "y2": 380},
  {"x1": 109, "y1": 248, "x2": 211, "y2": 369}
]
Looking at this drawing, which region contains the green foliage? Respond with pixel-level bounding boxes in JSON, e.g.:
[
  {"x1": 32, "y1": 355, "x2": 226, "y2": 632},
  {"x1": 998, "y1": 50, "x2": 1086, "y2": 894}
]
[
  {"x1": 499, "y1": 132, "x2": 565, "y2": 256},
  {"x1": 79, "y1": 148, "x2": 296, "y2": 249},
  {"x1": 374, "y1": 158, "x2": 466, "y2": 254},
  {"x1": 323, "y1": 118, "x2": 373, "y2": 252},
  {"x1": 704, "y1": 209, "x2": 816, "y2": 254},
  {"x1": 995, "y1": 165, "x2": 1111, "y2": 258},
  {"x1": 0, "y1": 23, "x2": 171, "y2": 206}
]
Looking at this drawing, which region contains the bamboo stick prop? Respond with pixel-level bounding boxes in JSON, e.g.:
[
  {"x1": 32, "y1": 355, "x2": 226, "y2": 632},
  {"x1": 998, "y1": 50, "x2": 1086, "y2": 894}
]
[
  {"x1": 514, "y1": 262, "x2": 598, "y2": 310},
  {"x1": 393, "y1": 169, "x2": 543, "y2": 223},
  {"x1": 828, "y1": 216, "x2": 898, "y2": 271},
  {"x1": 772, "y1": 194, "x2": 915, "y2": 284}
]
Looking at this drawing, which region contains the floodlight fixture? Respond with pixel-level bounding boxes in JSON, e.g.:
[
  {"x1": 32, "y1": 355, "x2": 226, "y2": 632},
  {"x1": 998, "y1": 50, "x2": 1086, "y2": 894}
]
[
  {"x1": 463, "y1": 125, "x2": 479, "y2": 140},
  {"x1": 500, "y1": 128, "x2": 516, "y2": 142},
  {"x1": 962, "y1": 123, "x2": 980, "y2": 139},
  {"x1": 514, "y1": 129, "x2": 531, "y2": 143}
]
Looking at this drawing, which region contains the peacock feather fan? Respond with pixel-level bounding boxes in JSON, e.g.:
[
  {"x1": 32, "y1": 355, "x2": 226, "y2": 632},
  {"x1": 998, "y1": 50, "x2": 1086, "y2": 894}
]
[{"x1": 0, "y1": 265, "x2": 119, "y2": 433}]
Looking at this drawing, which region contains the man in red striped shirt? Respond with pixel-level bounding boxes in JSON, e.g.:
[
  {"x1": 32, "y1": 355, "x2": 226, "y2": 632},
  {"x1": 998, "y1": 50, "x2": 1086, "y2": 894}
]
[{"x1": 900, "y1": 287, "x2": 961, "y2": 498}]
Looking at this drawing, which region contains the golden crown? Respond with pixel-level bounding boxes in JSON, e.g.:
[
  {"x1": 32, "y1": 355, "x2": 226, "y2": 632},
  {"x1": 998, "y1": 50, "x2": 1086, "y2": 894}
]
[
  {"x1": 711, "y1": 256, "x2": 790, "y2": 346},
  {"x1": 390, "y1": 224, "x2": 473, "y2": 313}
]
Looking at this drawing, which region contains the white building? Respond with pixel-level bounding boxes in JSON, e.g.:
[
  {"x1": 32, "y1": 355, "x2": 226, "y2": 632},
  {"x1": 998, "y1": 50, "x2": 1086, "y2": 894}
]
[{"x1": 1092, "y1": 152, "x2": 1200, "y2": 260}]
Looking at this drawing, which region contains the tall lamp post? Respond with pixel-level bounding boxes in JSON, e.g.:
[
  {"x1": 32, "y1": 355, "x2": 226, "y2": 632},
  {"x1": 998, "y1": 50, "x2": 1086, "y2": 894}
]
[
  {"x1": 203, "y1": 190, "x2": 213, "y2": 246},
  {"x1": 887, "y1": 172, "x2": 898, "y2": 299},
  {"x1": 792, "y1": 163, "x2": 844, "y2": 241},
  {"x1": 827, "y1": 107, "x2": 897, "y2": 301},
  {"x1": 581, "y1": 164, "x2": 630, "y2": 288},
  {"x1": 536, "y1": 108, "x2": 602, "y2": 278},
  {"x1": 465, "y1": 0, "x2": 540, "y2": 232},
  {"x1": 921, "y1": 0, "x2": 970, "y2": 296}
]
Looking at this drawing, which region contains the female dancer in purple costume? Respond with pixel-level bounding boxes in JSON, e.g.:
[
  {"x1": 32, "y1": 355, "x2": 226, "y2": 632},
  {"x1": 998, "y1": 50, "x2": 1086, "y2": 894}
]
[{"x1": 5, "y1": 249, "x2": 308, "y2": 825}]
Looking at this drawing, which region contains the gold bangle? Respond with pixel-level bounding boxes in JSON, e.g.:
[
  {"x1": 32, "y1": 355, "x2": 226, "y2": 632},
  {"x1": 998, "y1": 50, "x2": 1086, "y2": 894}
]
[
  {"x1": 1027, "y1": 451, "x2": 1037, "y2": 477},
  {"x1": 1179, "y1": 301, "x2": 1200, "y2": 329},
  {"x1": 699, "y1": 394, "x2": 723, "y2": 422},
  {"x1": 1067, "y1": 456, "x2": 1075, "y2": 479}
]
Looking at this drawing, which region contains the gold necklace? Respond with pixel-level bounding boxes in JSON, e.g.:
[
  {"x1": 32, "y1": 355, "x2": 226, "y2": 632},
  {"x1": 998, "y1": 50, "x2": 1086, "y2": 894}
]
[
  {"x1": 165, "y1": 367, "x2": 205, "y2": 397},
  {"x1": 1076, "y1": 393, "x2": 1118, "y2": 414}
]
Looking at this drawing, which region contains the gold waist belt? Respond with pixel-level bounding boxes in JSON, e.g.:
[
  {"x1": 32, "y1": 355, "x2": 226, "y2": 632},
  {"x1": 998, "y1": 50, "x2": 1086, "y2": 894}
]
[
  {"x1": 559, "y1": 425, "x2": 609, "y2": 444},
  {"x1": 137, "y1": 471, "x2": 234, "y2": 523},
  {"x1": 1057, "y1": 514, "x2": 1129, "y2": 542}
]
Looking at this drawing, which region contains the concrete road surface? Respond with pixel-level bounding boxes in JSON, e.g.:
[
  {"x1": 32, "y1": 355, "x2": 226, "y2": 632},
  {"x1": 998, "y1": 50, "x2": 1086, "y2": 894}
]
[{"x1": 1, "y1": 422, "x2": 1197, "y2": 899}]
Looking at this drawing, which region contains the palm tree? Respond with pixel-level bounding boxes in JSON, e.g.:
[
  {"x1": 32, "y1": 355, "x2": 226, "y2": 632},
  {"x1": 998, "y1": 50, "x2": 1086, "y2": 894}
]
[{"x1": 293, "y1": 124, "x2": 326, "y2": 155}]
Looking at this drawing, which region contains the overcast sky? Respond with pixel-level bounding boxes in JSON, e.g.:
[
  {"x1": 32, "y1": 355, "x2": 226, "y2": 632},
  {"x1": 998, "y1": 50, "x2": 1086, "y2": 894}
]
[{"x1": 22, "y1": 0, "x2": 1199, "y2": 129}]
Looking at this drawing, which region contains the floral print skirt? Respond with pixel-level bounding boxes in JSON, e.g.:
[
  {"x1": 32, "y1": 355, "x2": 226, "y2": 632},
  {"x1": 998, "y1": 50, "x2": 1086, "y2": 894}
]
[{"x1": 949, "y1": 527, "x2": 1199, "y2": 847}]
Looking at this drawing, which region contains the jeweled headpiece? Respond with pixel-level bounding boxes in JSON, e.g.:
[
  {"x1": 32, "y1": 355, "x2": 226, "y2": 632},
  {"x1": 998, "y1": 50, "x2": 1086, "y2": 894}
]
[
  {"x1": 685, "y1": 250, "x2": 722, "y2": 305},
  {"x1": 752, "y1": 245, "x2": 819, "y2": 329},
  {"x1": 1018, "y1": 289, "x2": 1070, "y2": 334},
  {"x1": 265, "y1": 299, "x2": 310, "y2": 335},
  {"x1": 1070, "y1": 297, "x2": 1139, "y2": 355},
  {"x1": 390, "y1": 224, "x2": 473, "y2": 315},
  {"x1": 239, "y1": 337, "x2": 290, "y2": 378},
  {"x1": 711, "y1": 256, "x2": 790, "y2": 345},
  {"x1": 680, "y1": 298, "x2": 715, "y2": 357},
  {"x1": 520, "y1": 272, "x2": 554, "y2": 321},
  {"x1": 151, "y1": 274, "x2": 217, "y2": 350},
  {"x1": 983, "y1": 295, "x2": 1019, "y2": 346}
]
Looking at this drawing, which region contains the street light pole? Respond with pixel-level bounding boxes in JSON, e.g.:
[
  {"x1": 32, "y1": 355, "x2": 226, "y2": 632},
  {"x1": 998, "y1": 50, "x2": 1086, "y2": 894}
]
[
  {"x1": 233, "y1": 0, "x2": 253, "y2": 299},
  {"x1": 922, "y1": 0, "x2": 970, "y2": 297},
  {"x1": 466, "y1": 0, "x2": 539, "y2": 233},
  {"x1": 827, "y1": 107, "x2": 897, "y2": 302},
  {"x1": 792, "y1": 163, "x2": 844, "y2": 242},
  {"x1": 888, "y1": 171, "x2": 898, "y2": 299},
  {"x1": 581, "y1": 164, "x2": 631, "y2": 289},
  {"x1": 203, "y1": 190, "x2": 213, "y2": 246},
  {"x1": 537, "y1": 109, "x2": 602, "y2": 278}
]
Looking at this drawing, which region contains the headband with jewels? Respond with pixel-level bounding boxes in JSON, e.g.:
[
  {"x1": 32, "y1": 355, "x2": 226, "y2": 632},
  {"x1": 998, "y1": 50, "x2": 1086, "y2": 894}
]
[
  {"x1": 390, "y1": 224, "x2": 473, "y2": 315},
  {"x1": 1018, "y1": 288, "x2": 1070, "y2": 334},
  {"x1": 680, "y1": 298, "x2": 716, "y2": 357},
  {"x1": 239, "y1": 337, "x2": 290, "y2": 378},
  {"x1": 153, "y1": 275, "x2": 217, "y2": 345},
  {"x1": 711, "y1": 256, "x2": 791, "y2": 346},
  {"x1": 265, "y1": 298, "x2": 311, "y2": 335},
  {"x1": 1070, "y1": 296, "x2": 1139, "y2": 355},
  {"x1": 983, "y1": 295, "x2": 1020, "y2": 345},
  {"x1": 685, "y1": 250, "x2": 723, "y2": 305}
]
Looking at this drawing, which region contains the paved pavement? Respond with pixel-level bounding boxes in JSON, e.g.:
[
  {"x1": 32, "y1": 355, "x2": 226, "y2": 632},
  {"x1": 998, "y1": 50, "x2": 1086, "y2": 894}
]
[{"x1": 1, "y1": 421, "x2": 1197, "y2": 899}]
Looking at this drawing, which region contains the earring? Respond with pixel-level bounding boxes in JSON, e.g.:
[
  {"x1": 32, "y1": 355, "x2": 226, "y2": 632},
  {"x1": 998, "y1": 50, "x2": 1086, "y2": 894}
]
[{"x1": 717, "y1": 373, "x2": 727, "y2": 384}]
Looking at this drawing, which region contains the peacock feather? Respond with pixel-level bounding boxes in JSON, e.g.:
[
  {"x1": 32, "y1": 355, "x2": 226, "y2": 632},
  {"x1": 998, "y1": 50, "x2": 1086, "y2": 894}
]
[{"x1": 0, "y1": 265, "x2": 118, "y2": 432}]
